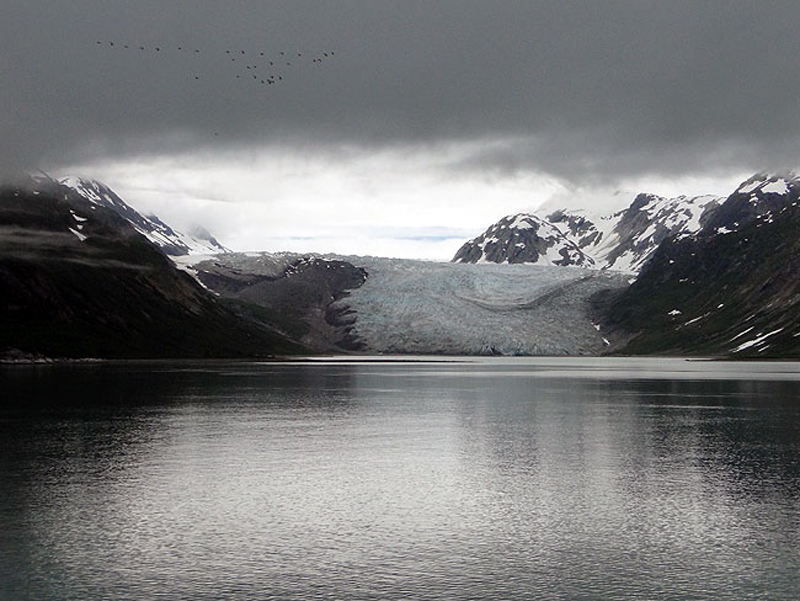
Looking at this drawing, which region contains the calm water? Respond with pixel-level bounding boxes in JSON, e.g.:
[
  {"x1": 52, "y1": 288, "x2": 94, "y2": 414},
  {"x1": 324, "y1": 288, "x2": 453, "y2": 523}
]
[{"x1": 1, "y1": 357, "x2": 799, "y2": 600}]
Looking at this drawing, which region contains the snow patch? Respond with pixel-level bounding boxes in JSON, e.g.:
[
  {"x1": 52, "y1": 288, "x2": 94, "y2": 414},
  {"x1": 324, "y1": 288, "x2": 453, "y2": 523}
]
[
  {"x1": 729, "y1": 326, "x2": 754, "y2": 342},
  {"x1": 761, "y1": 179, "x2": 788, "y2": 195},
  {"x1": 731, "y1": 328, "x2": 783, "y2": 353},
  {"x1": 68, "y1": 227, "x2": 87, "y2": 242},
  {"x1": 683, "y1": 312, "x2": 710, "y2": 326}
]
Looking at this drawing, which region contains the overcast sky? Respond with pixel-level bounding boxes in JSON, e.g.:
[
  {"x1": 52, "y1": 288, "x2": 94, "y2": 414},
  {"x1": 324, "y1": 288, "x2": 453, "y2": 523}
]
[{"x1": 3, "y1": 1, "x2": 799, "y2": 258}]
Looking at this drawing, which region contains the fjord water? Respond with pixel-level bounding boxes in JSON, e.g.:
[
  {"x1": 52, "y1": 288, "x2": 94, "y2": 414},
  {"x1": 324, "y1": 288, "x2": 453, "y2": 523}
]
[{"x1": 2, "y1": 358, "x2": 799, "y2": 600}]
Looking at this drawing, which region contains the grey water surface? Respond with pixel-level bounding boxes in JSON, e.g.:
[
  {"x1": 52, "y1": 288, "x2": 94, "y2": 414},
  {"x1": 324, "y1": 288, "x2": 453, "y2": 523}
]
[{"x1": 2, "y1": 357, "x2": 799, "y2": 600}]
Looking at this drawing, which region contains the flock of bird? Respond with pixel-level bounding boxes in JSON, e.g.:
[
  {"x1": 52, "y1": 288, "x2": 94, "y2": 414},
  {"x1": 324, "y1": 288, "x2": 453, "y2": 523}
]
[{"x1": 93, "y1": 40, "x2": 335, "y2": 89}]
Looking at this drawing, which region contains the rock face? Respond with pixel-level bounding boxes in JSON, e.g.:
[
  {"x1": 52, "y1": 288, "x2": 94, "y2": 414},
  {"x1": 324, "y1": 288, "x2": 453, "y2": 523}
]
[
  {"x1": 0, "y1": 177, "x2": 303, "y2": 359},
  {"x1": 190, "y1": 253, "x2": 368, "y2": 352},
  {"x1": 596, "y1": 172, "x2": 800, "y2": 357},
  {"x1": 452, "y1": 213, "x2": 595, "y2": 267}
]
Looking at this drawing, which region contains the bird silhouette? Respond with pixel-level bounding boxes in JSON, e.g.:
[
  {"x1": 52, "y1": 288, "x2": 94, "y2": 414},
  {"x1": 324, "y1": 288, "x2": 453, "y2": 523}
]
[{"x1": 91, "y1": 38, "x2": 337, "y2": 127}]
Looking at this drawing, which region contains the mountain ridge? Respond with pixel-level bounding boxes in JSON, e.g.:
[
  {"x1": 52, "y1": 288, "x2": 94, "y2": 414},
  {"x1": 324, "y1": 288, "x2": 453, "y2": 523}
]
[
  {"x1": 61, "y1": 176, "x2": 230, "y2": 256},
  {"x1": 0, "y1": 177, "x2": 304, "y2": 359},
  {"x1": 454, "y1": 191, "x2": 722, "y2": 273}
]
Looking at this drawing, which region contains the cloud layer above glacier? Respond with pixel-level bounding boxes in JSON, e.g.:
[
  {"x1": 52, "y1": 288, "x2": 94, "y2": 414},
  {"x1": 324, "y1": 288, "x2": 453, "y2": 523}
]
[{"x1": 3, "y1": 1, "x2": 798, "y2": 257}]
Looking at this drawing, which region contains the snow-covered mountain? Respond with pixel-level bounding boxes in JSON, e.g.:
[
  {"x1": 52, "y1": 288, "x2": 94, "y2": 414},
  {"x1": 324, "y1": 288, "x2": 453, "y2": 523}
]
[
  {"x1": 453, "y1": 191, "x2": 722, "y2": 273},
  {"x1": 548, "y1": 192, "x2": 721, "y2": 272},
  {"x1": 452, "y1": 213, "x2": 596, "y2": 267},
  {"x1": 61, "y1": 176, "x2": 229, "y2": 256}
]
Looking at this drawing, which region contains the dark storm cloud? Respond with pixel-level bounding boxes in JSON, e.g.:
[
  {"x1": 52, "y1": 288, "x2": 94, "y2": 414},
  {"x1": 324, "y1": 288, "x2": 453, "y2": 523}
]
[{"x1": 3, "y1": 0, "x2": 800, "y2": 182}]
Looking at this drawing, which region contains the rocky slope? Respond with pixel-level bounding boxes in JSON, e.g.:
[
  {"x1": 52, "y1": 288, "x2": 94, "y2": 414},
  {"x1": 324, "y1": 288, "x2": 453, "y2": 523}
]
[
  {"x1": 189, "y1": 253, "x2": 368, "y2": 352},
  {"x1": 596, "y1": 173, "x2": 800, "y2": 357},
  {"x1": 0, "y1": 177, "x2": 303, "y2": 359}
]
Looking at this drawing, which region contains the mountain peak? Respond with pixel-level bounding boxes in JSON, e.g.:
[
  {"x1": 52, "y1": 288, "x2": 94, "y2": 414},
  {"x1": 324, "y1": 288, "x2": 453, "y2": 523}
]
[
  {"x1": 60, "y1": 177, "x2": 230, "y2": 256},
  {"x1": 452, "y1": 212, "x2": 595, "y2": 267}
]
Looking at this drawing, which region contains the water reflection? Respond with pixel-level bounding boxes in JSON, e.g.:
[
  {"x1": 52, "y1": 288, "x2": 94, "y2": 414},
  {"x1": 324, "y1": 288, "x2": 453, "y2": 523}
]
[{"x1": 1, "y1": 359, "x2": 799, "y2": 600}]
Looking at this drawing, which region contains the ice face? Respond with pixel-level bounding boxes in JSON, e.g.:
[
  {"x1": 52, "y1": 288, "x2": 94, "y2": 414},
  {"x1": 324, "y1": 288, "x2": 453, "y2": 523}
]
[{"x1": 331, "y1": 256, "x2": 628, "y2": 356}]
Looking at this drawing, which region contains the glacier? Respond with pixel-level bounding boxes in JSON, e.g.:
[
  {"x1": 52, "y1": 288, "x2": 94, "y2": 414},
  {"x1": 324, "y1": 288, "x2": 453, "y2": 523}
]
[{"x1": 331, "y1": 256, "x2": 629, "y2": 356}]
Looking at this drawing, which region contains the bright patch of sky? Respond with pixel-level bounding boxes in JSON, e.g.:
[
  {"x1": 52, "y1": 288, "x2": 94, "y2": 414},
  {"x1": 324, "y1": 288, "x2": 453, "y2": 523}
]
[
  {"x1": 58, "y1": 145, "x2": 753, "y2": 259},
  {"x1": 59, "y1": 143, "x2": 569, "y2": 259}
]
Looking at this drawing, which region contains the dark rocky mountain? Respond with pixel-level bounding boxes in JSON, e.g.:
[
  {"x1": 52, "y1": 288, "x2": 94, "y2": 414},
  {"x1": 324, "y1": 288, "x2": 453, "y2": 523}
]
[
  {"x1": 0, "y1": 177, "x2": 303, "y2": 359},
  {"x1": 61, "y1": 176, "x2": 229, "y2": 256},
  {"x1": 596, "y1": 173, "x2": 800, "y2": 357},
  {"x1": 452, "y1": 213, "x2": 595, "y2": 267},
  {"x1": 190, "y1": 253, "x2": 368, "y2": 352}
]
